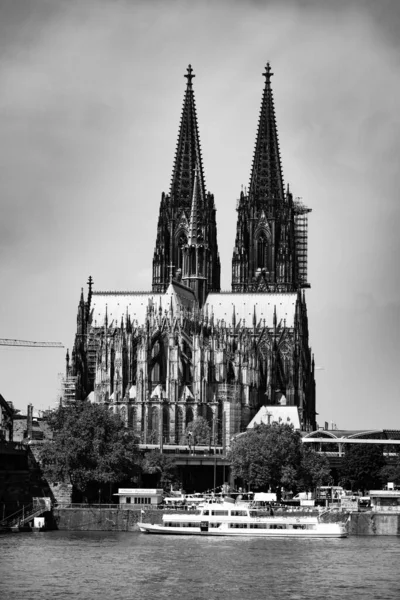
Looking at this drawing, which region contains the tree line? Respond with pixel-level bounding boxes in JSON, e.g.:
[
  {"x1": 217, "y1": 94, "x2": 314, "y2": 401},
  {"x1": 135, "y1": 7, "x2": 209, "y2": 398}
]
[
  {"x1": 228, "y1": 423, "x2": 399, "y2": 496},
  {"x1": 40, "y1": 403, "x2": 400, "y2": 502}
]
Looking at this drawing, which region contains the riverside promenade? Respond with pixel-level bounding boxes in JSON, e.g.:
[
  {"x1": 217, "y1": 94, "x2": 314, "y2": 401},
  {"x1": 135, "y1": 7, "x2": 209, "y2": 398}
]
[{"x1": 50, "y1": 504, "x2": 400, "y2": 535}]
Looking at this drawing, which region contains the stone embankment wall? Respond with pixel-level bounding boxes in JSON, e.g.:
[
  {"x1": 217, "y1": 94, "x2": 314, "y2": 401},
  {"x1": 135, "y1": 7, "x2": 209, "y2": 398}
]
[
  {"x1": 53, "y1": 508, "x2": 167, "y2": 532},
  {"x1": 52, "y1": 508, "x2": 400, "y2": 534},
  {"x1": 348, "y1": 512, "x2": 400, "y2": 536}
]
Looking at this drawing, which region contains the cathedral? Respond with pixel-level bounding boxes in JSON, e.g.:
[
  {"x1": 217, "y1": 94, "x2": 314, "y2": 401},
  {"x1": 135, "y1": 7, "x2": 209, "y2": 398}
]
[{"x1": 67, "y1": 64, "x2": 316, "y2": 449}]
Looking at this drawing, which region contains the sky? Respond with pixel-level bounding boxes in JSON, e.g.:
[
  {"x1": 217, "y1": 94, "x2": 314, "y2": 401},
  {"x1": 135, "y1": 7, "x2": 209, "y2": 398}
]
[{"x1": 0, "y1": 0, "x2": 399, "y2": 430}]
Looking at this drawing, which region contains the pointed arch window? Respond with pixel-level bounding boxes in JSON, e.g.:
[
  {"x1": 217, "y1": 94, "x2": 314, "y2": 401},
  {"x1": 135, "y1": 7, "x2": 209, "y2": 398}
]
[
  {"x1": 152, "y1": 362, "x2": 160, "y2": 383},
  {"x1": 149, "y1": 407, "x2": 159, "y2": 444},
  {"x1": 163, "y1": 406, "x2": 170, "y2": 443},
  {"x1": 198, "y1": 247, "x2": 204, "y2": 275},
  {"x1": 176, "y1": 406, "x2": 184, "y2": 444},
  {"x1": 257, "y1": 232, "x2": 268, "y2": 270},
  {"x1": 151, "y1": 341, "x2": 161, "y2": 383},
  {"x1": 177, "y1": 233, "x2": 187, "y2": 271},
  {"x1": 186, "y1": 407, "x2": 194, "y2": 428}
]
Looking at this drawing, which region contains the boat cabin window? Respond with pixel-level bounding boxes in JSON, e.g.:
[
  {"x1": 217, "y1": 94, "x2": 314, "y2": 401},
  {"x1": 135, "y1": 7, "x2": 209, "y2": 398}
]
[
  {"x1": 202, "y1": 510, "x2": 209, "y2": 516},
  {"x1": 164, "y1": 522, "x2": 199, "y2": 528},
  {"x1": 230, "y1": 510, "x2": 248, "y2": 517},
  {"x1": 211, "y1": 510, "x2": 229, "y2": 516}
]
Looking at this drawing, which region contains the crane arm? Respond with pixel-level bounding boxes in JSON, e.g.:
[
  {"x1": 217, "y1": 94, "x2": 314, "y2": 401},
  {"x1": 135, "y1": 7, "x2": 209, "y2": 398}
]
[{"x1": 0, "y1": 339, "x2": 64, "y2": 348}]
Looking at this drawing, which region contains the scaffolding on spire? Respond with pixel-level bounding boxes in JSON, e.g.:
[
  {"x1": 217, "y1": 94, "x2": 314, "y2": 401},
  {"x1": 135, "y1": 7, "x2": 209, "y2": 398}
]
[{"x1": 293, "y1": 198, "x2": 311, "y2": 288}]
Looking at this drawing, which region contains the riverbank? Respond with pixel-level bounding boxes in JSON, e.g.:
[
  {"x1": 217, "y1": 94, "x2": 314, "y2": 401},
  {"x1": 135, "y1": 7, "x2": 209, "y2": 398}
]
[
  {"x1": 48, "y1": 507, "x2": 400, "y2": 535},
  {"x1": 52, "y1": 507, "x2": 164, "y2": 532}
]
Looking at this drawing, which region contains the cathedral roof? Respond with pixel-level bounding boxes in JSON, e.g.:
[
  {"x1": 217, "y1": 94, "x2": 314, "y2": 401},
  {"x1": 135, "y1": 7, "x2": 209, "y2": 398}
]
[
  {"x1": 165, "y1": 281, "x2": 196, "y2": 311},
  {"x1": 205, "y1": 292, "x2": 297, "y2": 328},
  {"x1": 170, "y1": 65, "x2": 206, "y2": 207},
  {"x1": 247, "y1": 405, "x2": 301, "y2": 430},
  {"x1": 249, "y1": 63, "x2": 284, "y2": 203},
  {"x1": 91, "y1": 292, "x2": 154, "y2": 326},
  {"x1": 90, "y1": 289, "x2": 296, "y2": 329},
  {"x1": 90, "y1": 282, "x2": 196, "y2": 327}
]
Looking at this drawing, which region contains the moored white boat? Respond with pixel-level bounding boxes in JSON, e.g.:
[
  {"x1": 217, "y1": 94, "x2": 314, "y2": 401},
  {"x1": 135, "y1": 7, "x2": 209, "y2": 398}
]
[{"x1": 138, "y1": 502, "x2": 347, "y2": 538}]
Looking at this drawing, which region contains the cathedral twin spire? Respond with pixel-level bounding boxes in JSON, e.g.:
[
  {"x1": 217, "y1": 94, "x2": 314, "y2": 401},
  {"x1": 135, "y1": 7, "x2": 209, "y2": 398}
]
[
  {"x1": 152, "y1": 63, "x2": 310, "y2": 301},
  {"x1": 249, "y1": 63, "x2": 284, "y2": 204},
  {"x1": 152, "y1": 65, "x2": 220, "y2": 301},
  {"x1": 170, "y1": 65, "x2": 206, "y2": 208},
  {"x1": 232, "y1": 63, "x2": 311, "y2": 292}
]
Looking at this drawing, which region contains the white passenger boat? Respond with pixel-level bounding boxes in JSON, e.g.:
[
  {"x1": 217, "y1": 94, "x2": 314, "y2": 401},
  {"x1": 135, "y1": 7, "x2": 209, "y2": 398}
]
[{"x1": 138, "y1": 502, "x2": 348, "y2": 538}]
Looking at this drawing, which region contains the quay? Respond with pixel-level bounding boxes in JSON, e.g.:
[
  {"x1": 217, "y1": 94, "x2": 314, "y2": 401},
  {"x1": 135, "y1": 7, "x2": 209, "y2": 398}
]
[
  {"x1": 3, "y1": 494, "x2": 400, "y2": 535},
  {"x1": 46, "y1": 504, "x2": 400, "y2": 536}
]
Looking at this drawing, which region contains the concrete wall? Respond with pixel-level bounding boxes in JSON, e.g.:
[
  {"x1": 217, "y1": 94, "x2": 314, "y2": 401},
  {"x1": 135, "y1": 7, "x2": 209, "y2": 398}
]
[
  {"x1": 53, "y1": 507, "x2": 166, "y2": 532},
  {"x1": 348, "y1": 512, "x2": 400, "y2": 536}
]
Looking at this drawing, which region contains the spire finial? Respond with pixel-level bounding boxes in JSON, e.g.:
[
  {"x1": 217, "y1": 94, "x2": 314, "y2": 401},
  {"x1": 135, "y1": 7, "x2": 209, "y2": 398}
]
[
  {"x1": 185, "y1": 64, "x2": 195, "y2": 86},
  {"x1": 263, "y1": 62, "x2": 273, "y2": 84}
]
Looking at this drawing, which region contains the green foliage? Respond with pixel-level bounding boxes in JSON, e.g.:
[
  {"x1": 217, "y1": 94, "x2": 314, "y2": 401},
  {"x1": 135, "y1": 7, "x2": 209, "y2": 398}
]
[
  {"x1": 298, "y1": 446, "x2": 332, "y2": 491},
  {"x1": 339, "y1": 444, "x2": 386, "y2": 492},
  {"x1": 228, "y1": 423, "x2": 302, "y2": 493},
  {"x1": 380, "y1": 451, "x2": 400, "y2": 486},
  {"x1": 40, "y1": 402, "x2": 141, "y2": 498},
  {"x1": 228, "y1": 423, "x2": 331, "y2": 496},
  {"x1": 141, "y1": 450, "x2": 181, "y2": 491},
  {"x1": 185, "y1": 416, "x2": 211, "y2": 446}
]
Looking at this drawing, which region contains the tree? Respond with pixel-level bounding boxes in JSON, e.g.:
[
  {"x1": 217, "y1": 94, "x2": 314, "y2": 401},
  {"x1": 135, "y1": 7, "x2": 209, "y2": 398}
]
[
  {"x1": 228, "y1": 423, "x2": 304, "y2": 496},
  {"x1": 228, "y1": 423, "x2": 332, "y2": 497},
  {"x1": 40, "y1": 402, "x2": 141, "y2": 501},
  {"x1": 185, "y1": 416, "x2": 211, "y2": 446},
  {"x1": 141, "y1": 450, "x2": 181, "y2": 491},
  {"x1": 380, "y1": 451, "x2": 400, "y2": 487},
  {"x1": 298, "y1": 446, "x2": 332, "y2": 492},
  {"x1": 339, "y1": 444, "x2": 386, "y2": 492}
]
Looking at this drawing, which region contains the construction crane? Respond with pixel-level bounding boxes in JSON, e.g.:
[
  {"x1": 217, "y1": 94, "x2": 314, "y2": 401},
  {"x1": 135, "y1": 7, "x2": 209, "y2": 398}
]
[{"x1": 0, "y1": 338, "x2": 64, "y2": 348}]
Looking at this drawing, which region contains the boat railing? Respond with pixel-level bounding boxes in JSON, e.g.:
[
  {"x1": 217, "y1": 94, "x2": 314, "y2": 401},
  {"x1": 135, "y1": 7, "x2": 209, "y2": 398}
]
[
  {"x1": 0, "y1": 503, "x2": 49, "y2": 528},
  {"x1": 0, "y1": 503, "x2": 33, "y2": 527},
  {"x1": 53, "y1": 502, "x2": 199, "y2": 511}
]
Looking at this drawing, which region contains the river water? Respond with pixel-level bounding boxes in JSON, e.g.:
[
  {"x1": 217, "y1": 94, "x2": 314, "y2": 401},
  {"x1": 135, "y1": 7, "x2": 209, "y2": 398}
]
[{"x1": 1, "y1": 531, "x2": 400, "y2": 600}]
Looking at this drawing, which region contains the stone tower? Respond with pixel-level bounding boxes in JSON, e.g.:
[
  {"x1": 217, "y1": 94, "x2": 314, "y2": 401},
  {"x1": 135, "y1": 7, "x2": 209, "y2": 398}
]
[
  {"x1": 152, "y1": 65, "x2": 220, "y2": 302},
  {"x1": 232, "y1": 63, "x2": 311, "y2": 293}
]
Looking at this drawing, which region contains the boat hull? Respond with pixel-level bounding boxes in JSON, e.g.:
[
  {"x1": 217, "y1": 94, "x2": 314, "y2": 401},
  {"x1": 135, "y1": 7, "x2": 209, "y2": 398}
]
[{"x1": 138, "y1": 523, "x2": 347, "y2": 538}]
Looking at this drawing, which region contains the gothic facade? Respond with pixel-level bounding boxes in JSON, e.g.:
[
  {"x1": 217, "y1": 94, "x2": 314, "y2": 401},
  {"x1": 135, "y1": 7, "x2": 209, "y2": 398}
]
[{"x1": 68, "y1": 64, "x2": 316, "y2": 447}]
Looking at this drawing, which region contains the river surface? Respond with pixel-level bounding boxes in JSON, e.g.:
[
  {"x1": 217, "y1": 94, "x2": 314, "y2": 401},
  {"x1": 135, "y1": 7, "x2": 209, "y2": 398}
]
[{"x1": 1, "y1": 531, "x2": 400, "y2": 600}]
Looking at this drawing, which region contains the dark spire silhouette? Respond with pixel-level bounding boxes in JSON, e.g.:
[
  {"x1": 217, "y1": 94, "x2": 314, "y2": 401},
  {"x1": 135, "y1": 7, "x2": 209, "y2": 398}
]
[
  {"x1": 170, "y1": 65, "x2": 206, "y2": 208},
  {"x1": 152, "y1": 66, "x2": 220, "y2": 295},
  {"x1": 249, "y1": 63, "x2": 284, "y2": 204}
]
